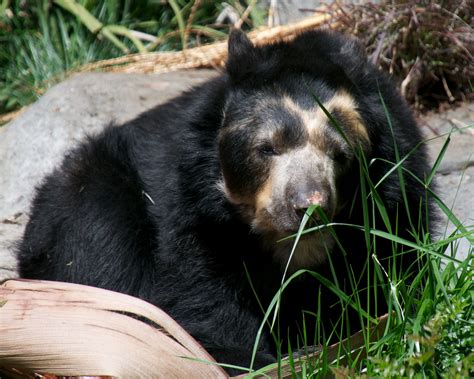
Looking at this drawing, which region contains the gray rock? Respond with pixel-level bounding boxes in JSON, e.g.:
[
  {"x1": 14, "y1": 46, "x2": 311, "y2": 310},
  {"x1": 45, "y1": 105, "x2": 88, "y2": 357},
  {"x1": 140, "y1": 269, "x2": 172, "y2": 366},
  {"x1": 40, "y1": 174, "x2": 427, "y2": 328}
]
[
  {"x1": 263, "y1": 0, "x2": 324, "y2": 25},
  {"x1": 261, "y1": 0, "x2": 372, "y2": 25},
  {"x1": 422, "y1": 102, "x2": 474, "y2": 170},
  {"x1": 0, "y1": 70, "x2": 217, "y2": 281},
  {"x1": 434, "y1": 167, "x2": 473, "y2": 257},
  {"x1": 421, "y1": 103, "x2": 474, "y2": 261}
]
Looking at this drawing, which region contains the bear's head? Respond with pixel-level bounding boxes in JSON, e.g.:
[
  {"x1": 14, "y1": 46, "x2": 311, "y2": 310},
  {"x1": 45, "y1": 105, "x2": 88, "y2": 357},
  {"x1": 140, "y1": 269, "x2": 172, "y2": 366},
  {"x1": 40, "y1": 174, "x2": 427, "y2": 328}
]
[{"x1": 218, "y1": 30, "x2": 372, "y2": 269}]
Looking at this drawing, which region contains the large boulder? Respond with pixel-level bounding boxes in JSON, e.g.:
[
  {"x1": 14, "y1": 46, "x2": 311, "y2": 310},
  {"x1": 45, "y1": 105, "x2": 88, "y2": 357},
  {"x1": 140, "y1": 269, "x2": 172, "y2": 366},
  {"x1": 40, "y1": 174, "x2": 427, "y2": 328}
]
[{"x1": 421, "y1": 104, "x2": 474, "y2": 259}]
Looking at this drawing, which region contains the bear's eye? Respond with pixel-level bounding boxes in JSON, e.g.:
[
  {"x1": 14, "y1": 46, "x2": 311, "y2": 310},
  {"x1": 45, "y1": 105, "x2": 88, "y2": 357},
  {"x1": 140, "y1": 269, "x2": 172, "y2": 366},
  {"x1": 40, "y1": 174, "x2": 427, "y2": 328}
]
[
  {"x1": 333, "y1": 152, "x2": 348, "y2": 163},
  {"x1": 257, "y1": 144, "x2": 278, "y2": 156}
]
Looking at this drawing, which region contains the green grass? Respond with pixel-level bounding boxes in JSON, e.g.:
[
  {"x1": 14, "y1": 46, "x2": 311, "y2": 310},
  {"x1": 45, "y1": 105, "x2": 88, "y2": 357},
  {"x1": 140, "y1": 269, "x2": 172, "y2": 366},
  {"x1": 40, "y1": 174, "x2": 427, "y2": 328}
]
[
  {"x1": 237, "y1": 104, "x2": 474, "y2": 378},
  {"x1": 183, "y1": 99, "x2": 472, "y2": 378},
  {"x1": 0, "y1": 0, "x2": 265, "y2": 116},
  {"x1": 239, "y1": 228, "x2": 472, "y2": 378}
]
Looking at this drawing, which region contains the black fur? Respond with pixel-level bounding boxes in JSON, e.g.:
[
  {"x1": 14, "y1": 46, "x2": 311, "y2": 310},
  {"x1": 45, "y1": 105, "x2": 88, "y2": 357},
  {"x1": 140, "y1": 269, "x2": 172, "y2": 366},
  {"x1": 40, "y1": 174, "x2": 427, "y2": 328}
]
[{"x1": 17, "y1": 30, "x2": 434, "y2": 374}]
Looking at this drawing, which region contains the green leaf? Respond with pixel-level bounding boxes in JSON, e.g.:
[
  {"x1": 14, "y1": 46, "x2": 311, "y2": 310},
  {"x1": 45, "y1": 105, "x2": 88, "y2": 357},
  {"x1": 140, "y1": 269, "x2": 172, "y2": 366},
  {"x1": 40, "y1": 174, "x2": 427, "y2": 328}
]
[
  {"x1": 53, "y1": 0, "x2": 103, "y2": 34},
  {"x1": 105, "y1": 25, "x2": 147, "y2": 53},
  {"x1": 427, "y1": 132, "x2": 451, "y2": 185},
  {"x1": 168, "y1": 0, "x2": 186, "y2": 49},
  {"x1": 100, "y1": 27, "x2": 130, "y2": 54}
]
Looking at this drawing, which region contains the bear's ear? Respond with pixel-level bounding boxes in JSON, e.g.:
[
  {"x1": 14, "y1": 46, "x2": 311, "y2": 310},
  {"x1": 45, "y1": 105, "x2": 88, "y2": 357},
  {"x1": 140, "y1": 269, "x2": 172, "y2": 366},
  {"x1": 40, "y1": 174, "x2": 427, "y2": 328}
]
[
  {"x1": 334, "y1": 37, "x2": 368, "y2": 76},
  {"x1": 340, "y1": 37, "x2": 366, "y2": 60},
  {"x1": 228, "y1": 28, "x2": 254, "y2": 59},
  {"x1": 226, "y1": 29, "x2": 258, "y2": 82}
]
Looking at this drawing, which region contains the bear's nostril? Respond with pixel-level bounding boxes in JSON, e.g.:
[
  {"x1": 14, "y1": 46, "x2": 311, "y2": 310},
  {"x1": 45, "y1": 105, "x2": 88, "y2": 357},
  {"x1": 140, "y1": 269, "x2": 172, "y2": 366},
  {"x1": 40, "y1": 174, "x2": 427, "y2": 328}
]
[
  {"x1": 291, "y1": 191, "x2": 327, "y2": 211},
  {"x1": 290, "y1": 190, "x2": 331, "y2": 225},
  {"x1": 291, "y1": 193, "x2": 311, "y2": 212}
]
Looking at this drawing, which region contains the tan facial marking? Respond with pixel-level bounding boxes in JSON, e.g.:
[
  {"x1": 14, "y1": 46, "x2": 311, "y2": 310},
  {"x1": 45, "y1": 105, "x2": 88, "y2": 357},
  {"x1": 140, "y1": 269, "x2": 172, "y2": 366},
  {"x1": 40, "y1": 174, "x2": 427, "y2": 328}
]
[
  {"x1": 282, "y1": 96, "x2": 326, "y2": 143},
  {"x1": 325, "y1": 91, "x2": 370, "y2": 143},
  {"x1": 218, "y1": 178, "x2": 253, "y2": 206},
  {"x1": 282, "y1": 92, "x2": 370, "y2": 147},
  {"x1": 251, "y1": 176, "x2": 278, "y2": 232},
  {"x1": 255, "y1": 176, "x2": 273, "y2": 214},
  {"x1": 324, "y1": 90, "x2": 357, "y2": 109}
]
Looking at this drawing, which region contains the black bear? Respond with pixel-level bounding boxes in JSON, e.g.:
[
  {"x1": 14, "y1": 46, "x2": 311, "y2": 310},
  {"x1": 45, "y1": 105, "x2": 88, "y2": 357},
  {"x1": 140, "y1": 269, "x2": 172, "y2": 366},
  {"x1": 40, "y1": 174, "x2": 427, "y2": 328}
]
[{"x1": 17, "y1": 29, "x2": 434, "y2": 373}]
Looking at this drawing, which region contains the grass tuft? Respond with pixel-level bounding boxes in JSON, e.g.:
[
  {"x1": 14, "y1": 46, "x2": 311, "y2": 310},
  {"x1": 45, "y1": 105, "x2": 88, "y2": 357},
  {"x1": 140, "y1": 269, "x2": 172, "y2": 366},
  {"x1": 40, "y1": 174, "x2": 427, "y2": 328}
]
[
  {"x1": 0, "y1": 1, "x2": 265, "y2": 116},
  {"x1": 245, "y1": 98, "x2": 473, "y2": 378}
]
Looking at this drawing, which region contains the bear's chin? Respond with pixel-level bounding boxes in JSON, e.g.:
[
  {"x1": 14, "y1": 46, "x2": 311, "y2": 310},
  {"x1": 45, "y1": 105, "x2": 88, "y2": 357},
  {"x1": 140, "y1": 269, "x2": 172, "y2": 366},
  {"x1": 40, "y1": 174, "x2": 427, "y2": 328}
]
[{"x1": 262, "y1": 231, "x2": 335, "y2": 272}]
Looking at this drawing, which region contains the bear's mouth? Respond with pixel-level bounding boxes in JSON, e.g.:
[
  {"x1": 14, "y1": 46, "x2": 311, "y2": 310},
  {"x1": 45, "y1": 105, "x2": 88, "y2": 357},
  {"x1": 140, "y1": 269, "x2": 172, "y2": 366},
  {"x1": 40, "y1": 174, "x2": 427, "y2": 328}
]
[
  {"x1": 283, "y1": 225, "x2": 327, "y2": 241},
  {"x1": 251, "y1": 204, "x2": 336, "y2": 238},
  {"x1": 271, "y1": 228, "x2": 335, "y2": 271}
]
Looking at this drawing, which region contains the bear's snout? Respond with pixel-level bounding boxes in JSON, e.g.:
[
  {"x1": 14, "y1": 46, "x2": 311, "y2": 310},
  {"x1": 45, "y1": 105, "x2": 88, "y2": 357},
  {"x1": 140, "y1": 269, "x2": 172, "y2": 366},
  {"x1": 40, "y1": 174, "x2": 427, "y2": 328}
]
[
  {"x1": 285, "y1": 181, "x2": 333, "y2": 228},
  {"x1": 287, "y1": 184, "x2": 330, "y2": 214}
]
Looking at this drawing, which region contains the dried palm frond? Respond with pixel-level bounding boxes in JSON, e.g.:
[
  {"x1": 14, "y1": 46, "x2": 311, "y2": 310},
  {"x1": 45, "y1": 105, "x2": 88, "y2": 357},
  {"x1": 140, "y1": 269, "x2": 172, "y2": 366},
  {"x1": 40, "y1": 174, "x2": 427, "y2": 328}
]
[
  {"x1": 0, "y1": 279, "x2": 390, "y2": 379},
  {"x1": 0, "y1": 279, "x2": 227, "y2": 378},
  {"x1": 79, "y1": 10, "x2": 338, "y2": 74}
]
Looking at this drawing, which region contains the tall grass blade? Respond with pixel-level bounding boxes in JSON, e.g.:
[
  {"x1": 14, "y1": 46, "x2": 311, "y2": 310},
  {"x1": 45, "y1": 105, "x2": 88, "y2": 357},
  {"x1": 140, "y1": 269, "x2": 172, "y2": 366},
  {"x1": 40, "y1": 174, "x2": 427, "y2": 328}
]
[
  {"x1": 427, "y1": 132, "x2": 451, "y2": 185},
  {"x1": 378, "y1": 88, "x2": 415, "y2": 233},
  {"x1": 54, "y1": 0, "x2": 102, "y2": 33},
  {"x1": 104, "y1": 25, "x2": 147, "y2": 52},
  {"x1": 271, "y1": 205, "x2": 318, "y2": 330},
  {"x1": 168, "y1": 0, "x2": 186, "y2": 49},
  {"x1": 100, "y1": 27, "x2": 130, "y2": 53}
]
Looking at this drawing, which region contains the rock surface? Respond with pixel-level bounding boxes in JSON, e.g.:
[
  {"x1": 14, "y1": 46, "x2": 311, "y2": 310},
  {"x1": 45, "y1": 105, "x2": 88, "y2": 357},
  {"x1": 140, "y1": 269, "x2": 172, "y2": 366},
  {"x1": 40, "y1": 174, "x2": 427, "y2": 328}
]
[
  {"x1": 421, "y1": 103, "x2": 474, "y2": 259},
  {"x1": 262, "y1": 0, "x2": 325, "y2": 25},
  {"x1": 0, "y1": 70, "x2": 472, "y2": 281}
]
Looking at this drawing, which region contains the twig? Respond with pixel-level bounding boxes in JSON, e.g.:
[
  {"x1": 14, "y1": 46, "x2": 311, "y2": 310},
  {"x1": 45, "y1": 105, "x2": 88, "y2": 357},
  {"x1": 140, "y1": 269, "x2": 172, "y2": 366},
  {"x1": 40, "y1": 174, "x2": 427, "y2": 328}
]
[
  {"x1": 441, "y1": 74, "x2": 456, "y2": 102},
  {"x1": 129, "y1": 30, "x2": 160, "y2": 43},
  {"x1": 448, "y1": 118, "x2": 474, "y2": 135},
  {"x1": 234, "y1": 0, "x2": 257, "y2": 30},
  {"x1": 268, "y1": 0, "x2": 279, "y2": 28},
  {"x1": 184, "y1": 0, "x2": 201, "y2": 51},
  {"x1": 0, "y1": 109, "x2": 24, "y2": 126},
  {"x1": 370, "y1": 30, "x2": 386, "y2": 65}
]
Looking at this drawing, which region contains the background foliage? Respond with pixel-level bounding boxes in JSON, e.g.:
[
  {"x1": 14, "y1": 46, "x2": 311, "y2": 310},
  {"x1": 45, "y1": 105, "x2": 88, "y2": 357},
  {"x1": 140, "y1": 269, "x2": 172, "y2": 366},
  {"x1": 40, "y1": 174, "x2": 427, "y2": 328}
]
[
  {"x1": 0, "y1": 0, "x2": 263, "y2": 115},
  {"x1": 1, "y1": 0, "x2": 472, "y2": 117}
]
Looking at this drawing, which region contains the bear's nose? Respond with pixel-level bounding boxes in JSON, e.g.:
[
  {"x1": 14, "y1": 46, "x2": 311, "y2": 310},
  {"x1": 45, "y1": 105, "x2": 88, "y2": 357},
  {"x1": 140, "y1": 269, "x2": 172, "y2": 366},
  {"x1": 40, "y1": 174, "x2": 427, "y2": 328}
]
[{"x1": 291, "y1": 190, "x2": 328, "y2": 212}]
